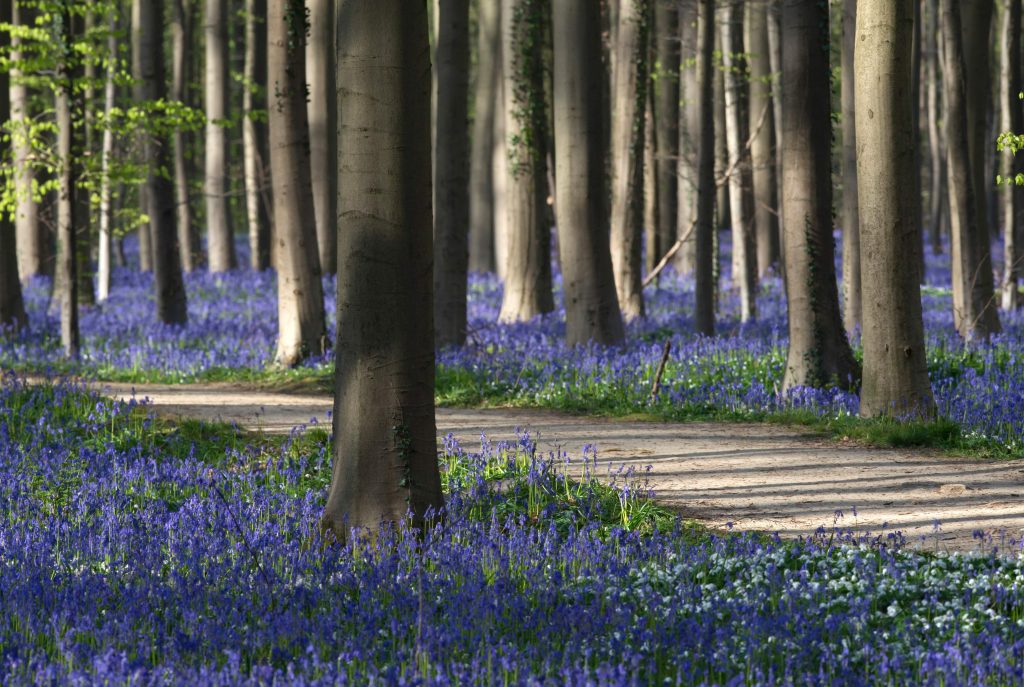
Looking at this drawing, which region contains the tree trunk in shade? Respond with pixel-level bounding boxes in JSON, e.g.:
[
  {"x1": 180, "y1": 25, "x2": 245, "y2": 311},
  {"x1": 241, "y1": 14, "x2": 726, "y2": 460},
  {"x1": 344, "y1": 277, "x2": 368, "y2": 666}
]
[
  {"x1": 925, "y1": 0, "x2": 945, "y2": 256},
  {"x1": 243, "y1": 0, "x2": 271, "y2": 271},
  {"x1": 55, "y1": 8, "x2": 80, "y2": 358},
  {"x1": 11, "y1": 0, "x2": 43, "y2": 281},
  {"x1": 268, "y1": 0, "x2": 327, "y2": 367},
  {"x1": 307, "y1": 0, "x2": 337, "y2": 274},
  {"x1": 746, "y1": 0, "x2": 778, "y2": 278},
  {"x1": 652, "y1": 0, "x2": 678, "y2": 269},
  {"x1": 714, "y1": 25, "x2": 730, "y2": 234},
  {"x1": 841, "y1": 0, "x2": 861, "y2": 336},
  {"x1": 855, "y1": 0, "x2": 935, "y2": 418},
  {"x1": 1000, "y1": 0, "x2": 1023, "y2": 309},
  {"x1": 205, "y1": 0, "x2": 236, "y2": 271},
  {"x1": 694, "y1": 0, "x2": 716, "y2": 336},
  {"x1": 324, "y1": 0, "x2": 444, "y2": 538},
  {"x1": 961, "y1": 0, "x2": 994, "y2": 247},
  {"x1": 643, "y1": 79, "x2": 659, "y2": 277},
  {"x1": 674, "y1": 0, "x2": 698, "y2": 274},
  {"x1": 172, "y1": 0, "x2": 199, "y2": 272},
  {"x1": 780, "y1": 0, "x2": 858, "y2": 391},
  {"x1": 468, "y1": 0, "x2": 500, "y2": 273},
  {"x1": 0, "y1": 0, "x2": 26, "y2": 331}
]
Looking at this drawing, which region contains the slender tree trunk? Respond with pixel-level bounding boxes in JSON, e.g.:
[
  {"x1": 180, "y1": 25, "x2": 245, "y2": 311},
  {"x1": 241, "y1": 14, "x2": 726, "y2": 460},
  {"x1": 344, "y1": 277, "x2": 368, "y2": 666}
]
[
  {"x1": 11, "y1": 0, "x2": 42, "y2": 282},
  {"x1": 325, "y1": 0, "x2": 443, "y2": 538},
  {"x1": 911, "y1": 0, "x2": 924, "y2": 280},
  {"x1": 552, "y1": 0, "x2": 625, "y2": 346},
  {"x1": 172, "y1": 0, "x2": 198, "y2": 272},
  {"x1": 75, "y1": 12, "x2": 95, "y2": 309},
  {"x1": 652, "y1": 0, "x2": 678, "y2": 268},
  {"x1": 720, "y1": 3, "x2": 756, "y2": 321},
  {"x1": 0, "y1": 0, "x2": 26, "y2": 331},
  {"x1": 492, "y1": 38, "x2": 510, "y2": 281},
  {"x1": 961, "y1": 0, "x2": 994, "y2": 247},
  {"x1": 925, "y1": 0, "x2": 945, "y2": 255},
  {"x1": 1001, "y1": 0, "x2": 1023, "y2": 309},
  {"x1": 55, "y1": 8, "x2": 80, "y2": 358},
  {"x1": 780, "y1": 0, "x2": 858, "y2": 391},
  {"x1": 766, "y1": 0, "x2": 784, "y2": 245},
  {"x1": 747, "y1": 0, "x2": 778, "y2": 278},
  {"x1": 855, "y1": 0, "x2": 935, "y2": 418},
  {"x1": 469, "y1": 0, "x2": 499, "y2": 273},
  {"x1": 269, "y1": 0, "x2": 326, "y2": 366},
  {"x1": 97, "y1": 11, "x2": 117, "y2": 302},
  {"x1": 498, "y1": 0, "x2": 554, "y2": 322},
  {"x1": 714, "y1": 26, "x2": 730, "y2": 233},
  {"x1": 643, "y1": 78, "x2": 659, "y2": 276},
  {"x1": 243, "y1": 0, "x2": 271, "y2": 271},
  {"x1": 307, "y1": 0, "x2": 337, "y2": 274},
  {"x1": 941, "y1": 0, "x2": 1001, "y2": 340},
  {"x1": 205, "y1": 0, "x2": 235, "y2": 271},
  {"x1": 675, "y1": 0, "x2": 698, "y2": 274},
  {"x1": 610, "y1": 0, "x2": 650, "y2": 320},
  {"x1": 694, "y1": 0, "x2": 716, "y2": 336},
  {"x1": 841, "y1": 0, "x2": 861, "y2": 336}
]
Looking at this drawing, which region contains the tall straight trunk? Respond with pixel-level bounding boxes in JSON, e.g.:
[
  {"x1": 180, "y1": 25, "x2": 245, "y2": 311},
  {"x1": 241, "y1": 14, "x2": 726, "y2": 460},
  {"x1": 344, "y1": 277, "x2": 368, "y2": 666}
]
[
  {"x1": 492, "y1": 43, "x2": 509, "y2": 281},
  {"x1": 73, "y1": 12, "x2": 93, "y2": 308},
  {"x1": 961, "y1": 0, "x2": 994, "y2": 247},
  {"x1": 307, "y1": 0, "x2": 337, "y2": 274},
  {"x1": 610, "y1": 0, "x2": 650, "y2": 320},
  {"x1": 674, "y1": 0, "x2": 698, "y2": 274},
  {"x1": 434, "y1": 0, "x2": 471, "y2": 346},
  {"x1": 55, "y1": 9, "x2": 80, "y2": 358},
  {"x1": 205, "y1": 0, "x2": 235, "y2": 271},
  {"x1": 652, "y1": 1, "x2": 678, "y2": 267},
  {"x1": 747, "y1": 0, "x2": 778, "y2": 278},
  {"x1": 694, "y1": 0, "x2": 716, "y2": 336},
  {"x1": 97, "y1": 11, "x2": 117, "y2": 302},
  {"x1": 911, "y1": 0, "x2": 924, "y2": 280},
  {"x1": 269, "y1": 0, "x2": 326, "y2": 366},
  {"x1": 855, "y1": 0, "x2": 935, "y2": 418},
  {"x1": 1001, "y1": 0, "x2": 1023, "y2": 309},
  {"x1": 720, "y1": 3, "x2": 756, "y2": 321},
  {"x1": 643, "y1": 79, "x2": 659, "y2": 276},
  {"x1": 0, "y1": 0, "x2": 26, "y2": 331},
  {"x1": 325, "y1": 0, "x2": 443, "y2": 537},
  {"x1": 714, "y1": 28, "x2": 730, "y2": 232},
  {"x1": 11, "y1": 0, "x2": 42, "y2": 281},
  {"x1": 498, "y1": 0, "x2": 554, "y2": 322},
  {"x1": 766, "y1": 0, "x2": 784, "y2": 243},
  {"x1": 172, "y1": 0, "x2": 198, "y2": 272},
  {"x1": 925, "y1": 0, "x2": 945, "y2": 255},
  {"x1": 841, "y1": 0, "x2": 861, "y2": 336},
  {"x1": 780, "y1": 0, "x2": 857, "y2": 391},
  {"x1": 468, "y1": 0, "x2": 499, "y2": 273},
  {"x1": 553, "y1": 0, "x2": 625, "y2": 346},
  {"x1": 243, "y1": 0, "x2": 271, "y2": 270},
  {"x1": 941, "y1": 0, "x2": 1001, "y2": 340}
]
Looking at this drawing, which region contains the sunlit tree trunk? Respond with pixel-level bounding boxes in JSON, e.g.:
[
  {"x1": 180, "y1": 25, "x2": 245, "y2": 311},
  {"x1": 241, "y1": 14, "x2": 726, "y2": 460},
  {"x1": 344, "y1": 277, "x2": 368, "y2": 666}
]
[
  {"x1": 307, "y1": 0, "x2": 337, "y2": 274},
  {"x1": 0, "y1": 0, "x2": 26, "y2": 331},
  {"x1": 1000, "y1": 0, "x2": 1023, "y2": 310},
  {"x1": 643, "y1": 81, "x2": 659, "y2": 276},
  {"x1": 97, "y1": 11, "x2": 117, "y2": 302},
  {"x1": 747, "y1": 0, "x2": 778, "y2": 278},
  {"x1": 205, "y1": 0, "x2": 235, "y2": 271},
  {"x1": 674, "y1": 0, "x2": 698, "y2": 274},
  {"x1": 841, "y1": 0, "x2": 861, "y2": 336},
  {"x1": 694, "y1": 0, "x2": 716, "y2": 336},
  {"x1": 55, "y1": 7, "x2": 80, "y2": 358},
  {"x1": 243, "y1": 0, "x2": 271, "y2": 271},
  {"x1": 468, "y1": 0, "x2": 500, "y2": 273},
  {"x1": 11, "y1": 0, "x2": 42, "y2": 282}
]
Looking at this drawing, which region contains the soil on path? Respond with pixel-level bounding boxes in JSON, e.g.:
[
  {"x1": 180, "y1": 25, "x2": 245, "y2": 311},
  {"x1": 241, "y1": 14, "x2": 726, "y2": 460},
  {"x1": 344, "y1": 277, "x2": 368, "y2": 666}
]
[{"x1": 97, "y1": 381, "x2": 1024, "y2": 554}]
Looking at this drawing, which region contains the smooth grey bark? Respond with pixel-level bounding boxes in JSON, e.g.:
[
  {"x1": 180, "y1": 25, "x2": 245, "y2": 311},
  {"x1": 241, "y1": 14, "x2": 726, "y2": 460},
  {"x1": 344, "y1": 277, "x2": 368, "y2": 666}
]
[
  {"x1": 766, "y1": 0, "x2": 784, "y2": 243},
  {"x1": 674, "y1": 0, "x2": 698, "y2": 274},
  {"x1": 97, "y1": 12, "x2": 117, "y2": 302},
  {"x1": 643, "y1": 80, "x2": 659, "y2": 276},
  {"x1": 469, "y1": 0, "x2": 499, "y2": 273},
  {"x1": 694, "y1": 0, "x2": 716, "y2": 336},
  {"x1": 55, "y1": 9, "x2": 80, "y2": 358},
  {"x1": 492, "y1": 40, "x2": 509, "y2": 281},
  {"x1": 746, "y1": 0, "x2": 778, "y2": 278},
  {"x1": 720, "y1": 2, "x2": 756, "y2": 322},
  {"x1": 780, "y1": 0, "x2": 857, "y2": 391},
  {"x1": 307, "y1": 0, "x2": 337, "y2": 274},
  {"x1": 714, "y1": 26, "x2": 729, "y2": 233},
  {"x1": 941, "y1": 0, "x2": 1001, "y2": 340},
  {"x1": 652, "y1": 1, "x2": 678, "y2": 267},
  {"x1": 841, "y1": 0, "x2": 861, "y2": 336},
  {"x1": 498, "y1": 0, "x2": 554, "y2": 322},
  {"x1": 205, "y1": 0, "x2": 235, "y2": 272},
  {"x1": 855, "y1": 0, "x2": 935, "y2": 419},
  {"x1": 553, "y1": 0, "x2": 625, "y2": 346},
  {"x1": 0, "y1": 0, "x2": 26, "y2": 331},
  {"x1": 325, "y1": 0, "x2": 443, "y2": 537},
  {"x1": 134, "y1": 0, "x2": 188, "y2": 325},
  {"x1": 73, "y1": 11, "x2": 93, "y2": 309},
  {"x1": 269, "y1": 0, "x2": 326, "y2": 367},
  {"x1": 11, "y1": 0, "x2": 42, "y2": 281},
  {"x1": 243, "y1": 0, "x2": 271, "y2": 271},
  {"x1": 1000, "y1": 0, "x2": 1023, "y2": 309},
  {"x1": 172, "y1": 0, "x2": 198, "y2": 272},
  {"x1": 925, "y1": 0, "x2": 945, "y2": 255},
  {"x1": 609, "y1": 0, "x2": 650, "y2": 320},
  {"x1": 434, "y1": 0, "x2": 471, "y2": 346}
]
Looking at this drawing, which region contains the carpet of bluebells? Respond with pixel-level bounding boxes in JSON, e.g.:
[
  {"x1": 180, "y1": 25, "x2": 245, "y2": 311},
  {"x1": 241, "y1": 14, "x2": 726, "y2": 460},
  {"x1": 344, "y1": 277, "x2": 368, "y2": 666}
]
[{"x1": 2, "y1": 375, "x2": 1024, "y2": 685}]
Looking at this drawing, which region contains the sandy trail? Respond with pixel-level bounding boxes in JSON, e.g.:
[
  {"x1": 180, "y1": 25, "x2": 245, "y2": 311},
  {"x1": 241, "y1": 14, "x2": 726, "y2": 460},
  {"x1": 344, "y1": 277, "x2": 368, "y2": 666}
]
[{"x1": 96, "y1": 381, "x2": 1024, "y2": 553}]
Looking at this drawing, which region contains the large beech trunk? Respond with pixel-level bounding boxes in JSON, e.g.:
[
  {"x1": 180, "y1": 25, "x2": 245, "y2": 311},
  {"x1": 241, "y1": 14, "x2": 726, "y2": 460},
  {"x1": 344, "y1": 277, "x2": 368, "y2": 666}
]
[
  {"x1": 925, "y1": 0, "x2": 945, "y2": 256},
  {"x1": 324, "y1": 0, "x2": 443, "y2": 537},
  {"x1": 855, "y1": 0, "x2": 935, "y2": 418},
  {"x1": 268, "y1": 0, "x2": 326, "y2": 367},
  {"x1": 205, "y1": 0, "x2": 236, "y2": 271},
  {"x1": 840, "y1": 0, "x2": 861, "y2": 336},
  {"x1": 307, "y1": 0, "x2": 337, "y2": 274},
  {"x1": 694, "y1": 0, "x2": 716, "y2": 336},
  {"x1": 468, "y1": 0, "x2": 500, "y2": 273},
  {"x1": 780, "y1": 0, "x2": 858, "y2": 391},
  {"x1": 172, "y1": 0, "x2": 199, "y2": 272},
  {"x1": 243, "y1": 0, "x2": 271, "y2": 271},
  {"x1": 674, "y1": 0, "x2": 698, "y2": 274},
  {"x1": 55, "y1": 9, "x2": 80, "y2": 358},
  {"x1": 746, "y1": 0, "x2": 779, "y2": 278}
]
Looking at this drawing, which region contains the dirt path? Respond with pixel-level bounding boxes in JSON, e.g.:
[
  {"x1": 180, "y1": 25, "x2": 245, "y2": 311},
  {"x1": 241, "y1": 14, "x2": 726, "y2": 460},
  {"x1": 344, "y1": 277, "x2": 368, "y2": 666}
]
[{"x1": 97, "y1": 381, "x2": 1024, "y2": 553}]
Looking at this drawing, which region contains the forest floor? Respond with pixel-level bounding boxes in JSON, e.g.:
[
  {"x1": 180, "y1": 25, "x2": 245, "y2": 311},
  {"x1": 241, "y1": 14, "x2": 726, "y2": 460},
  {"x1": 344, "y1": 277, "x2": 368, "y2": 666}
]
[{"x1": 96, "y1": 381, "x2": 1024, "y2": 554}]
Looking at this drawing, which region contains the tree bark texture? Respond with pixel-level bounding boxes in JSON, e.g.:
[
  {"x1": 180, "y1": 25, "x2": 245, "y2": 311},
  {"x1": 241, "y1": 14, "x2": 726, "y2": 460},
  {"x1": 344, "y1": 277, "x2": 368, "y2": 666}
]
[
  {"x1": 269, "y1": 0, "x2": 327, "y2": 367},
  {"x1": 55, "y1": 10, "x2": 80, "y2": 359},
  {"x1": 746, "y1": 0, "x2": 779, "y2": 278},
  {"x1": 652, "y1": 0, "x2": 678, "y2": 266},
  {"x1": 468, "y1": 0, "x2": 500, "y2": 273},
  {"x1": 172, "y1": 0, "x2": 199, "y2": 272},
  {"x1": 854, "y1": 0, "x2": 935, "y2": 418},
  {"x1": 766, "y1": 0, "x2": 784, "y2": 246},
  {"x1": 205, "y1": 0, "x2": 236, "y2": 271},
  {"x1": 243, "y1": 0, "x2": 271, "y2": 271},
  {"x1": 714, "y1": 26, "x2": 729, "y2": 233},
  {"x1": 11, "y1": 0, "x2": 43, "y2": 281},
  {"x1": 694, "y1": 0, "x2": 716, "y2": 336},
  {"x1": 780, "y1": 0, "x2": 857, "y2": 391},
  {"x1": 325, "y1": 0, "x2": 444, "y2": 537},
  {"x1": 925, "y1": 0, "x2": 945, "y2": 255},
  {"x1": 674, "y1": 0, "x2": 699, "y2": 274},
  {"x1": 498, "y1": 0, "x2": 554, "y2": 322},
  {"x1": 643, "y1": 80, "x2": 659, "y2": 276},
  {"x1": 0, "y1": 0, "x2": 26, "y2": 331},
  {"x1": 307, "y1": 0, "x2": 337, "y2": 274},
  {"x1": 961, "y1": 0, "x2": 995, "y2": 248},
  {"x1": 1000, "y1": 0, "x2": 1023, "y2": 309},
  {"x1": 841, "y1": 0, "x2": 861, "y2": 336}
]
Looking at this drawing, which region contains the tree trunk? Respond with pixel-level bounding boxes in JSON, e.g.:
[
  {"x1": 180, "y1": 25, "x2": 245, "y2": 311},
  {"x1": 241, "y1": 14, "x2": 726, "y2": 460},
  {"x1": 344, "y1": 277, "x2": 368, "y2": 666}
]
[
  {"x1": 469, "y1": 0, "x2": 499, "y2": 273},
  {"x1": 1001, "y1": 0, "x2": 1023, "y2": 309},
  {"x1": 674, "y1": 0, "x2": 698, "y2": 274},
  {"x1": 609, "y1": 0, "x2": 650, "y2": 321},
  {"x1": 433, "y1": 0, "x2": 471, "y2": 346},
  {"x1": 841, "y1": 0, "x2": 861, "y2": 336},
  {"x1": 0, "y1": 0, "x2": 26, "y2": 331},
  {"x1": 747, "y1": 0, "x2": 779, "y2": 278},
  {"x1": 766, "y1": 0, "x2": 784, "y2": 244},
  {"x1": 720, "y1": 2, "x2": 756, "y2": 322},
  {"x1": 962, "y1": 0, "x2": 994, "y2": 247},
  {"x1": 11, "y1": 0, "x2": 42, "y2": 282},
  {"x1": 780, "y1": 0, "x2": 858, "y2": 391},
  {"x1": 325, "y1": 0, "x2": 443, "y2": 538},
  {"x1": 492, "y1": 38, "x2": 510, "y2": 281},
  {"x1": 55, "y1": 8, "x2": 80, "y2": 358},
  {"x1": 694, "y1": 0, "x2": 716, "y2": 336},
  {"x1": 652, "y1": 0, "x2": 678, "y2": 268},
  {"x1": 553, "y1": 0, "x2": 625, "y2": 346},
  {"x1": 269, "y1": 0, "x2": 327, "y2": 366},
  {"x1": 306, "y1": 0, "x2": 337, "y2": 274},
  {"x1": 714, "y1": 26, "x2": 730, "y2": 233},
  {"x1": 498, "y1": 0, "x2": 554, "y2": 322},
  {"x1": 925, "y1": 0, "x2": 945, "y2": 256},
  {"x1": 643, "y1": 77, "x2": 659, "y2": 276},
  {"x1": 172, "y1": 0, "x2": 198, "y2": 272},
  {"x1": 243, "y1": 0, "x2": 271, "y2": 271},
  {"x1": 97, "y1": 11, "x2": 117, "y2": 303},
  {"x1": 205, "y1": 0, "x2": 235, "y2": 271},
  {"x1": 942, "y1": 0, "x2": 1001, "y2": 340},
  {"x1": 855, "y1": 0, "x2": 935, "y2": 418}
]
